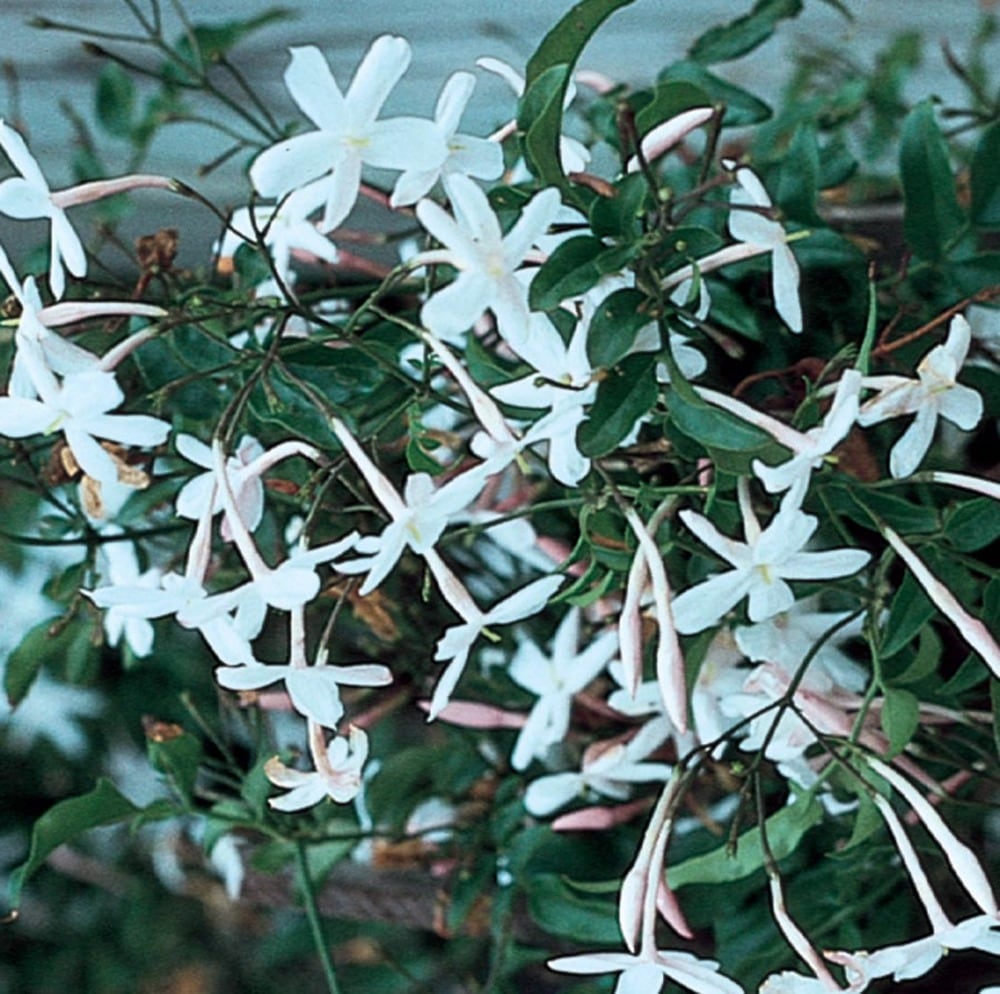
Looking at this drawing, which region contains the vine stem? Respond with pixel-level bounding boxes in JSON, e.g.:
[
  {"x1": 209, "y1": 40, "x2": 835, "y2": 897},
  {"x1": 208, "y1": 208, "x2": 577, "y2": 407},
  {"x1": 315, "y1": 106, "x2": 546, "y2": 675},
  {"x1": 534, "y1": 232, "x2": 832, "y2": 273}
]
[{"x1": 295, "y1": 840, "x2": 343, "y2": 994}]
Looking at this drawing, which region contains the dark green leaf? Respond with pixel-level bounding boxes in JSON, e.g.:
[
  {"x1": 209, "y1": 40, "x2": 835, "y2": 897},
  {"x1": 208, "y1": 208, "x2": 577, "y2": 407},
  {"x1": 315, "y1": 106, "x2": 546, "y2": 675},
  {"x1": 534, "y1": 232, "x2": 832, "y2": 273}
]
[
  {"x1": 668, "y1": 793, "x2": 821, "y2": 888},
  {"x1": 665, "y1": 362, "x2": 788, "y2": 474},
  {"x1": 825, "y1": 484, "x2": 940, "y2": 536},
  {"x1": 841, "y1": 792, "x2": 882, "y2": 852},
  {"x1": 689, "y1": 0, "x2": 802, "y2": 65},
  {"x1": 943, "y1": 498, "x2": 1000, "y2": 553},
  {"x1": 522, "y1": 0, "x2": 637, "y2": 191},
  {"x1": 587, "y1": 288, "x2": 651, "y2": 367},
  {"x1": 658, "y1": 60, "x2": 771, "y2": 126},
  {"x1": 249, "y1": 369, "x2": 336, "y2": 449},
  {"x1": 165, "y1": 9, "x2": 293, "y2": 83},
  {"x1": 519, "y1": 64, "x2": 571, "y2": 187},
  {"x1": 634, "y1": 81, "x2": 712, "y2": 137},
  {"x1": 899, "y1": 100, "x2": 965, "y2": 261},
  {"x1": 527, "y1": 873, "x2": 619, "y2": 942},
  {"x1": 775, "y1": 123, "x2": 820, "y2": 224},
  {"x1": 971, "y1": 121, "x2": 1000, "y2": 228},
  {"x1": 529, "y1": 236, "x2": 607, "y2": 310},
  {"x1": 147, "y1": 728, "x2": 202, "y2": 806},
  {"x1": 883, "y1": 624, "x2": 942, "y2": 686},
  {"x1": 880, "y1": 685, "x2": 919, "y2": 756},
  {"x1": 577, "y1": 353, "x2": 658, "y2": 458},
  {"x1": 8, "y1": 779, "x2": 141, "y2": 909},
  {"x1": 881, "y1": 570, "x2": 935, "y2": 659},
  {"x1": 588, "y1": 172, "x2": 649, "y2": 240},
  {"x1": 4, "y1": 615, "x2": 99, "y2": 707},
  {"x1": 95, "y1": 64, "x2": 135, "y2": 139}
]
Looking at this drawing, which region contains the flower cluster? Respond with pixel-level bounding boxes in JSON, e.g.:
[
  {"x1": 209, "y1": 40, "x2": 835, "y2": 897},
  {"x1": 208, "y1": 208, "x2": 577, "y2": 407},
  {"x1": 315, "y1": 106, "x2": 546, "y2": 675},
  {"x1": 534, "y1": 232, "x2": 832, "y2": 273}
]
[{"x1": 2, "y1": 10, "x2": 999, "y2": 994}]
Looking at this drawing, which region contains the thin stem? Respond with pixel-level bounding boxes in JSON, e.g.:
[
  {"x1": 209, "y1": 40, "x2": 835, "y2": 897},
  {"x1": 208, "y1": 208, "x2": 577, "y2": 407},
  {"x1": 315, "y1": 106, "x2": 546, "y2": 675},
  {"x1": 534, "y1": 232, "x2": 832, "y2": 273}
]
[{"x1": 295, "y1": 840, "x2": 342, "y2": 994}]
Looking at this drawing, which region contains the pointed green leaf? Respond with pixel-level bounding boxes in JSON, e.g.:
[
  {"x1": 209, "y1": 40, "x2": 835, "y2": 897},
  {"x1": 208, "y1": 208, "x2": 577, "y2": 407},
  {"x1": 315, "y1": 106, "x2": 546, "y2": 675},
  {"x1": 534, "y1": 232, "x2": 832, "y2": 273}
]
[
  {"x1": 527, "y1": 873, "x2": 619, "y2": 942},
  {"x1": 577, "y1": 353, "x2": 658, "y2": 458},
  {"x1": 528, "y1": 235, "x2": 607, "y2": 311},
  {"x1": 587, "y1": 288, "x2": 651, "y2": 368},
  {"x1": 8, "y1": 780, "x2": 142, "y2": 910},
  {"x1": 971, "y1": 121, "x2": 1000, "y2": 228},
  {"x1": 880, "y1": 685, "x2": 920, "y2": 756},
  {"x1": 900, "y1": 100, "x2": 965, "y2": 261},
  {"x1": 688, "y1": 0, "x2": 803, "y2": 65},
  {"x1": 521, "y1": 0, "x2": 637, "y2": 190},
  {"x1": 634, "y1": 80, "x2": 712, "y2": 137},
  {"x1": 668, "y1": 793, "x2": 821, "y2": 888},
  {"x1": 657, "y1": 60, "x2": 771, "y2": 126},
  {"x1": 95, "y1": 64, "x2": 135, "y2": 139}
]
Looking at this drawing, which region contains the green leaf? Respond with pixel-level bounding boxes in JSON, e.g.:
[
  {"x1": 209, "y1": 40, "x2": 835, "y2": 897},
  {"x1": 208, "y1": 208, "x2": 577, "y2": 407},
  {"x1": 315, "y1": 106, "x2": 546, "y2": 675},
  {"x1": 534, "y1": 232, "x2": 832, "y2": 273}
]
[
  {"x1": 147, "y1": 727, "x2": 202, "y2": 807},
  {"x1": 775, "y1": 122, "x2": 821, "y2": 224},
  {"x1": 665, "y1": 366, "x2": 788, "y2": 474},
  {"x1": 588, "y1": 172, "x2": 650, "y2": 240},
  {"x1": 165, "y1": 9, "x2": 293, "y2": 83},
  {"x1": 825, "y1": 484, "x2": 940, "y2": 536},
  {"x1": 8, "y1": 779, "x2": 141, "y2": 910},
  {"x1": 529, "y1": 235, "x2": 607, "y2": 310},
  {"x1": 519, "y1": 64, "x2": 571, "y2": 187},
  {"x1": 634, "y1": 81, "x2": 712, "y2": 137},
  {"x1": 527, "y1": 873, "x2": 619, "y2": 942},
  {"x1": 95, "y1": 64, "x2": 135, "y2": 139},
  {"x1": 899, "y1": 100, "x2": 965, "y2": 261},
  {"x1": 249, "y1": 368, "x2": 337, "y2": 449},
  {"x1": 668, "y1": 793, "x2": 821, "y2": 888},
  {"x1": 658, "y1": 60, "x2": 771, "y2": 126},
  {"x1": 577, "y1": 353, "x2": 658, "y2": 458},
  {"x1": 841, "y1": 792, "x2": 883, "y2": 853},
  {"x1": 880, "y1": 685, "x2": 920, "y2": 756},
  {"x1": 880, "y1": 570, "x2": 935, "y2": 659},
  {"x1": 4, "y1": 614, "x2": 99, "y2": 707},
  {"x1": 522, "y1": 0, "x2": 638, "y2": 191},
  {"x1": 587, "y1": 288, "x2": 651, "y2": 367},
  {"x1": 943, "y1": 498, "x2": 1000, "y2": 552},
  {"x1": 883, "y1": 625, "x2": 942, "y2": 686},
  {"x1": 972, "y1": 121, "x2": 1000, "y2": 228},
  {"x1": 688, "y1": 0, "x2": 802, "y2": 65}
]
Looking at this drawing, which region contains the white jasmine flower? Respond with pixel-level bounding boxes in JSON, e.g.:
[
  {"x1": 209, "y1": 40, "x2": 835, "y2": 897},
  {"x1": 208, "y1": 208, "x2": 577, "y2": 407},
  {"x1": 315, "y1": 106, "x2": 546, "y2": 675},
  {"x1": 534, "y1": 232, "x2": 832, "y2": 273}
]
[
  {"x1": 0, "y1": 355, "x2": 170, "y2": 484},
  {"x1": 250, "y1": 39, "x2": 446, "y2": 231},
  {"x1": 430, "y1": 574, "x2": 563, "y2": 719},
  {"x1": 491, "y1": 312, "x2": 596, "y2": 486},
  {"x1": 548, "y1": 947, "x2": 743, "y2": 994},
  {"x1": 98, "y1": 534, "x2": 160, "y2": 657},
  {"x1": 524, "y1": 735, "x2": 671, "y2": 817},
  {"x1": 265, "y1": 725, "x2": 369, "y2": 810},
  {"x1": 339, "y1": 461, "x2": 493, "y2": 595},
  {"x1": 508, "y1": 608, "x2": 618, "y2": 770},
  {"x1": 175, "y1": 433, "x2": 266, "y2": 538},
  {"x1": 858, "y1": 315, "x2": 983, "y2": 478},
  {"x1": 0, "y1": 119, "x2": 86, "y2": 300},
  {"x1": 728, "y1": 165, "x2": 802, "y2": 333},
  {"x1": 219, "y1": 178, "x2": 339, "y2": 294},
  {"x1": 0, "y1": 121, "x2": 173, "y2": 298},
  {"x1": 753, "y1": 369, "x2": 862, "y2": 501},
  {"x1": 671, "y1": 482, "x2": 870, "y2": 634},
  {"x1": 216, "y1": 660, "x2": 391, "y2": 730},
  {"x1": 390, "y1": 71, "x2": 503, "y2": 207},
  {"x1": 86, "y1": 572, "x2": 263, "y2": 666},
  {"x1": 412, "y1": 173, "x2": 562, "y2": 346}
]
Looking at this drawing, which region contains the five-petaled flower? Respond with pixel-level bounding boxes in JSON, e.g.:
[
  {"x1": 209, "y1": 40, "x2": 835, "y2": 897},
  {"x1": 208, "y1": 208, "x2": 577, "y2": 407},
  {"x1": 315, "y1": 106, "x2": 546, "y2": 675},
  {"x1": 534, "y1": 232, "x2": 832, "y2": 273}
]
[
  {"x1": 412, "y1": 173, "x2": 562, "y2": 346},
  {"x1": 858, "y1": 314, "x2": 983, "y2": 478},
  {"x1": 671, "y1": 482, "x2": 871, "y2": 634},
  {"x1": 250, "y1": 39, "x2": 446, "y2": 231}
]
